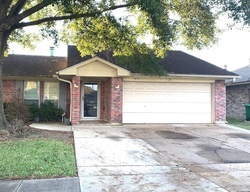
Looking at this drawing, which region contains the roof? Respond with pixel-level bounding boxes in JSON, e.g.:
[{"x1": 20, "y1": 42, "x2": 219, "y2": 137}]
[
  {"x1": 159, "y1": 51, "x2": 237, "y2": 76},
  {"x1": 228, "y1": 65, "x2": 250, "y2": 84},
  {"x1": 3, "y1": 55, "x2": 67, "y2": 77},
  {"x1": 68, "y1": 45, "x2": 237, "y2": 77},
  {"x1": 3, "y1": 45, "x2": 238, "y2": 78}
]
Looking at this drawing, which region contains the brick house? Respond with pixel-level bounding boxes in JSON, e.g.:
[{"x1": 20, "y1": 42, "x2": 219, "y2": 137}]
[
  {"x1": 226, "y1": 65, "x2": 250, "y2": 120},
  {"x1": 3, "y1": 45, "x2": 237, "y2": 125}
]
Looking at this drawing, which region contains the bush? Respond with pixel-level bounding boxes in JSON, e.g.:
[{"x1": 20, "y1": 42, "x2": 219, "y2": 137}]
[
  {"x1": 4, "y1": 95, "x2": 30, "y2": 124},
  {"x1": 4, "y1": 91, "x2": 30, "y2": 134},
  {"x1": 39, "y1": 101, "x2": 64, "y2": 121}
]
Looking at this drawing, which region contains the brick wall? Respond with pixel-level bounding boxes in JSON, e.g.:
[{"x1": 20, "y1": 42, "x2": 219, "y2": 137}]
[
  {"x1": 102, "y1": 77, "x2": 123, "y2": 123},
  {"x1": 226, "y1": 84, "x2": 250, "y2": 120},
  {"x1": 71, "y1": 76, "x2": 81, "y2": 125},
  {"x1": 3, "y1": 80, "x2": 16, "y2": 103},
  {"x1": 214, "y1": 80, "x2": 226, "y2": 122},
  {"x1": 100, "y1": 81, "x2": 106, "y2": 120}
]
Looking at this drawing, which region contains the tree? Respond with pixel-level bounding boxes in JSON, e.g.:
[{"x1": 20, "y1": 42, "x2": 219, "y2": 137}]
[{"x1": 0, "y1": 0, "x2": 249, "y2": 129}]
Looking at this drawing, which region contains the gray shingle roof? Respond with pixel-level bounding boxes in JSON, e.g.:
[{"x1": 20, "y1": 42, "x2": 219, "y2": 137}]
[
  {"x1": 159, "y1": 51, "x2": 237, "y2": 76},
  {"x1": 68, "y1": 45, "x2": 237, "y2": 77},
  {"x1": 3, "y1": 55, "x2": 67, "y2": 77},
  {"x1": 3, "y1": 46, "x2": 238, "y2": 78},
  {"x1": 230, "y1": 65, "x2": 250, "y2": 83}
]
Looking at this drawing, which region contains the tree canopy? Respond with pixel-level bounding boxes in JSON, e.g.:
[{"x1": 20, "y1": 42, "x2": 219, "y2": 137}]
[{"x1": 1, "y1": 0, "x2": 249, "y2": 57}]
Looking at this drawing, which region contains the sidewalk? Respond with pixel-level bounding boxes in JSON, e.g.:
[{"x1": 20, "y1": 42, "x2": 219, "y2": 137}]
[{"x1": 0, "y1": 177, "x2": 80, "y2": 192}]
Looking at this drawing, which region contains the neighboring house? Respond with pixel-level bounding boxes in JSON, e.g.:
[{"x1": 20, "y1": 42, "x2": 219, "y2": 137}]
[
  {"x1": 226, "y1": 65, "x2": 250, "y2": 120},
  {"x1": 3, "y1": 45, "x2": 237, "y2": 125}
]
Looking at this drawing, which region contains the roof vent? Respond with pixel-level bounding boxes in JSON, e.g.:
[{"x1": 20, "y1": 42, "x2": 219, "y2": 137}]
[{"x1": 50, "y1": 46, "x2": 54, "y2": 56}]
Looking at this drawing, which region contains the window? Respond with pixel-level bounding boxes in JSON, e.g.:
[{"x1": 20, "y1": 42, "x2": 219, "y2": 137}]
[
  {"x1": 44, "y1": 82, "x2": 59, "y2": 106},
  {"x1": 24, "y1": 81, "x2": 40, "y2": 105}
]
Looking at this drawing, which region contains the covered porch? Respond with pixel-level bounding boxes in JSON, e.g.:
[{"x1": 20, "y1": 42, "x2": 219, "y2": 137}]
[{"x1": 57, "y1": 57, "x2": 130, "y2": 125}]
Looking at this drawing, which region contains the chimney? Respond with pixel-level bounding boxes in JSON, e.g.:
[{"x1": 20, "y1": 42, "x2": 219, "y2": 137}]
[
  {"x1": 224, "y1": 64, "x2": 227, "y2": 70},
  {"x1": 50, "y1": 46, "x2": 54, "y2": 56}
]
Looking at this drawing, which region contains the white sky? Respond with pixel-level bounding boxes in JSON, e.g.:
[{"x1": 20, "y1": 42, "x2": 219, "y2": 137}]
[{"x1": 9, "y1": 26, "x2": 250, "y2": 72}]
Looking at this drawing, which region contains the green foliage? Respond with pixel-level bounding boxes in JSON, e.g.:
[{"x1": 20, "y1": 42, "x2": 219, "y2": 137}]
[
  {"x1": 115, "y1": 53, "x2": 165, "y2": 75},
  {"x1": 0, "y1": 139, "x2": 76, "y2": 179},
  {"x1": 39, "y1": 101, "x2": 64, "y2": 121},
  {"x1": 2, "y1": 0, "x2": 250, "y2": 60},
  {"x1": 28, "y1": 104, "x2": 40, "y2": 119}
]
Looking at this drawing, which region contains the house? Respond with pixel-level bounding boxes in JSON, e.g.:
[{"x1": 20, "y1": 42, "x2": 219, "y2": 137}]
[
  {"x1": 3, "y1": 45, "x2": 238, "y2": 125},
  {"x1": 226, "y1": 65, "x2": 250, "y2": 120}
]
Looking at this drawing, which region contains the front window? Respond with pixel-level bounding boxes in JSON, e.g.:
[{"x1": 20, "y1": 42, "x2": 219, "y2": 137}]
[
  {"x1": 24, "y1": 81, "x2": 40, "y2": 105},
  {"x1": 44, "y1": 82, "x2": 59, "y2": 106}
]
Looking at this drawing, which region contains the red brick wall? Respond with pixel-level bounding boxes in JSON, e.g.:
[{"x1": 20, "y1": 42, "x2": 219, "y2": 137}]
[
  {"x1": 102, "y1": 77, "x2": 123, "y2": 123},
  {"x1": 71, "y1": 76, "x2": 81, "y2": 125},
  {"x1": 3, "y1": 80, "x2": 16, "y2": 103},
  {"x1": 100, "y1": 81, "x2": 106, "y2": 120},
  {"x1": 66, "y1": 83, "x2": 71, "y2": 118},
  {"x1": 214, "y1": 80, "x2": 226, "y2": 122}
]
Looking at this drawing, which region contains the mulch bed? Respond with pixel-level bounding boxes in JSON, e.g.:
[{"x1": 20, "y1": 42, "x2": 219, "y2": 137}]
[{"x1": 0, "y1": 126, "x2": 74, "y2": 144}]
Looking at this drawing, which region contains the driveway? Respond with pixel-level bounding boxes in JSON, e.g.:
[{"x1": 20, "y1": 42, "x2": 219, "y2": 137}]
[{"x1": 73, "y1": 124, "x2": 250, "y2": 192}]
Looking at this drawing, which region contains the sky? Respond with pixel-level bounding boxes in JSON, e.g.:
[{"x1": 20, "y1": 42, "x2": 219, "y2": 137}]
[{"x1": 9, "y1": 25, "x2": 250, "y2": 72}]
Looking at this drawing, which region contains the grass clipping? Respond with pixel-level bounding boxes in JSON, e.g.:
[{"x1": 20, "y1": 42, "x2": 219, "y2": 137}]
[{"x1": 0, "y1": 139, "x2": 77, "y2": 179}]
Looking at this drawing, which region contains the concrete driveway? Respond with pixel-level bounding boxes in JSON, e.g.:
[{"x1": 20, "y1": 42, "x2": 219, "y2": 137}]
[{"x1": 73, "y1": 124, "x2": 250, "y2": 192}]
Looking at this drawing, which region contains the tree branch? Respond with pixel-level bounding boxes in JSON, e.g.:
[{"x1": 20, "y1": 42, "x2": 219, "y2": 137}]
[
  {"x1": 0, "y1": 0, "x2": 12, "y2": 21},
  {"x1": 14, "y1": 3, "x2": 134, "y2": 29},
  {"x1": 8, "y1": 0, "x2": 28, "y2": 18}
]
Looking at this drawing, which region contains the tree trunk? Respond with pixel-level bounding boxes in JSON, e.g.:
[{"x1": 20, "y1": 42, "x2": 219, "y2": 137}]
[{"x1": 0, "y1": 31, "x2": 10, "y2": 130}]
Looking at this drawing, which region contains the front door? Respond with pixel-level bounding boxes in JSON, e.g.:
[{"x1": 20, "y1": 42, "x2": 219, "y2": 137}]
[{"x1": 82, "y1": 83, "x2": 99, "y2": 119}]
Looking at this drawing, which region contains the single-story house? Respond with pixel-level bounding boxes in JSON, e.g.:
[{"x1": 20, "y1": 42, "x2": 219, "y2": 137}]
[
  {"x1": 226, "y1": 65, "x2": 250, "y2": 120},
  {"x1": 3, "y1": 45, "x2": 238, "y2": 125}
]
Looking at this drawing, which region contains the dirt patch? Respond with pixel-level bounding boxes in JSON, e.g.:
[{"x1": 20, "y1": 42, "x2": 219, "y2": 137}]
[{"x1": 0, "y1": 126, "x2": 74, "y2": 144}]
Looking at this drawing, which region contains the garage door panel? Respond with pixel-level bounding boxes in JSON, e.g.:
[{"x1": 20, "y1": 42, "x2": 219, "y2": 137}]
[
  {"x1": 123, "y1": 102, "x2": 211, "y2": 113},
  {"x1": 124, "y1": 92, "x2": 210, "y2": 103},
  {"x1": 123, "y1": 82, "x2": 212, "y2": 123},
  {"x1": 123, "y1": 112, "x2": 211, "y2": 123}
]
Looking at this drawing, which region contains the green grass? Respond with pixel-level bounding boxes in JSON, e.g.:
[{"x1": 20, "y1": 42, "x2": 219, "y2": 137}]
[
  {"x1": 227, "y1": 118, "x2": 250, "y2": 131},
  {"x1": 0, "y1": 139, "x2": 77, "y2": 179}
]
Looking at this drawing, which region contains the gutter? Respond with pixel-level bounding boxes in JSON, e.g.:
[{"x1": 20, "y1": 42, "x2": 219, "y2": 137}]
[
  {"x1": 55, "y1": 74, "x2": 72, "y2": 124},
  {"x1": 130, "y1": 73, "x2": 239, "y2": 79},
  {"x1": 166, "y1": 74, "x2": 240, "y2": 79}
]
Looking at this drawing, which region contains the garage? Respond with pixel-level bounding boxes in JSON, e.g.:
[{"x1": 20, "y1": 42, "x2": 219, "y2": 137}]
[{"x1": 123, "y1": 82, "x2": 212, "y2": 123}]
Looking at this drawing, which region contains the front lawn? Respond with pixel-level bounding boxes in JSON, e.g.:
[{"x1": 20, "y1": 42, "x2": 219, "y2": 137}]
[
  {"x1": 0, "y1": 139, "x2": 77, "y2": 179},
  {"x1": 227, "y1": 118, "x2": 250, "y2": 131}
]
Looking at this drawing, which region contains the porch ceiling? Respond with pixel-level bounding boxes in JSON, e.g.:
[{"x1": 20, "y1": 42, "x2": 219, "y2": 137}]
[{"x1": 58, "y1": 56, "x2": 131, "y2": 77}]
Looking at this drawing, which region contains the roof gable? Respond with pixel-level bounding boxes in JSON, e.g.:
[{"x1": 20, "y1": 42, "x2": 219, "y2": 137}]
[{"x1": 59, "y1": 56, "x2": 130, "y2": 77}]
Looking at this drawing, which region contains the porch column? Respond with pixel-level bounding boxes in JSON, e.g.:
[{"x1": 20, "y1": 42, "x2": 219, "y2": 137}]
[
  {"x1": 72, "y1": 76, "x2": 81, "y2": 125},
  {"x1": 214, "y1": 80, "x2": 226, "y2": 123}
]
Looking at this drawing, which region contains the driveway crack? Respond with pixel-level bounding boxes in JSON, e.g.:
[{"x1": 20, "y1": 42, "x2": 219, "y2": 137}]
[{"x1": 214, "y1": 148, "x2": 224, "y2": 163}]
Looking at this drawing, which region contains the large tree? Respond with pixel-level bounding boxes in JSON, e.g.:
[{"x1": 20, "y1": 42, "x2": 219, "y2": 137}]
[{"x1": 0, "y1": 0, "x2": 249, "y2": 129}]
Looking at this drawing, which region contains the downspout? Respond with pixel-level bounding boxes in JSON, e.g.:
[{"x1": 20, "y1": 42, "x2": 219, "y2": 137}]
[{"x1": 55, "y1": 74, "x2": 72, "y2": 123}]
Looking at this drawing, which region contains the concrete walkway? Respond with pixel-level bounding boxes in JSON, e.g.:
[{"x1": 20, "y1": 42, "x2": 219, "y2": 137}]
[{"x1": 1, "y1": 123, "x2": 250, "y2": 191}]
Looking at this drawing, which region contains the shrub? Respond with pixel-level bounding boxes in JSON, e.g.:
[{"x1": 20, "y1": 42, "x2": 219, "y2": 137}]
[
  {"x1": 4, "y1": 94, "x2": 30, "y2": 124},
  {"x1": 39, "y1": 101, "x2": 64, "y2": 121},
  {"x1": 4, "y1": 91, "x2": 30, "y2": 134}
]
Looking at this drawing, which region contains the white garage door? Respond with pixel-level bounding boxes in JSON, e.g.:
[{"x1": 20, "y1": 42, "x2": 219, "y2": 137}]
[{"x1": 123, "y1": 82, "x2": 211, "y2": 123}]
